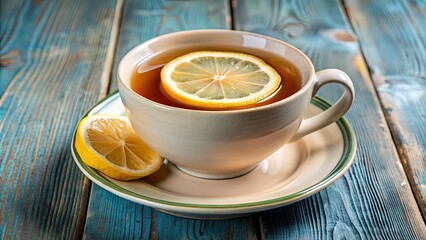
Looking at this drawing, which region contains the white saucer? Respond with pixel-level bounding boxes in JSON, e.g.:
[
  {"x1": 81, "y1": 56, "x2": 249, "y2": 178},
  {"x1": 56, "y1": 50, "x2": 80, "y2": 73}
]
[{"x1": 71, "y1": 92, "x2": 356, "y2": 219}]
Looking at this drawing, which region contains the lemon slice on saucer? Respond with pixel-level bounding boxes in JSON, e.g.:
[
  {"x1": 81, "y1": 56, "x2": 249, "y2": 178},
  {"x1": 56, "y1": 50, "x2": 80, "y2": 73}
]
[
  {"x1": 161, "y1": 51, "x2": 281, "y2": 109},
  {"x1": 75, "y1": 114, "x2": 163, "y2": 180}
]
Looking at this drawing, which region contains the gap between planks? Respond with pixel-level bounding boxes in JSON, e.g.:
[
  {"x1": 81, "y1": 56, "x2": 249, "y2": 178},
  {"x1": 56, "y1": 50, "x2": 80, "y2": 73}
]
[
  {"x1": 79, "y1": 0, "x2": 125, "y2": 235},
  {"x1": 99, "y1": 0, "x2": 125, "y2": 98},
  {"x1": 340, "y1": 0, "x2": 426, "y2": 221}
]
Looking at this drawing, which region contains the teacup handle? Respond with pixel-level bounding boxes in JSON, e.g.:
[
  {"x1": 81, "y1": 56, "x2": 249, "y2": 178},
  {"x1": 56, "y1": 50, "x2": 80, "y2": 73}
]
[{"x1": 290, "y1": 69, "x2": 355, "y2": 142}]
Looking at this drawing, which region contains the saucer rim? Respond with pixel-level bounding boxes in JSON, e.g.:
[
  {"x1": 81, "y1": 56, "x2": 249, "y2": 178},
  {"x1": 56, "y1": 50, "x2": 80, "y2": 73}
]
[{"x1": 71, "y1": 91, "x2": 356, "y2": 212}]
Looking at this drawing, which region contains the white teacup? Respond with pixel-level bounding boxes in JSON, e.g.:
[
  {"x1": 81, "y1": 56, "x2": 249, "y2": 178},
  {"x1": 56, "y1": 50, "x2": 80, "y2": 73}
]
[{"x1": 117, "y1": 30, "x2": 354, "y2": 179}]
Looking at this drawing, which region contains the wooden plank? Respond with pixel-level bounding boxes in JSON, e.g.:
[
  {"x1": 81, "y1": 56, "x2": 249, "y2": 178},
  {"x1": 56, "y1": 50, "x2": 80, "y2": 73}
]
[
  {"x1": 0, "y1": 0, "x2": 26, "y2": 97},
  {"x1": 0, "y1": 0, "x2": 118, "y2": 238},
  {"x1": 85, "y1": 185, "x2": 259, "y2": 239},
  {"x1": 344, "y1": 0, "x2": 426, "y2": 219},
  {"x1": 404, "y1": 0, "x2": 426, "y2": 44},
  {"x1": 83, "y1": 185, "x2": 153, "y2": 239},
  {"x1": 234, "y1": 0, "x2": 426, "y2": 239},
  {"x1": 83, "y1": 0, "x2": 259, "y2": 239}
]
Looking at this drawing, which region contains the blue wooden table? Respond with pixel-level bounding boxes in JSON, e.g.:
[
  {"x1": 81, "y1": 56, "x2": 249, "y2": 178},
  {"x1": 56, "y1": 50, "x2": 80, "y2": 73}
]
[{"x1": 1, "y1": 0, "x2": 426, "y2": 239}]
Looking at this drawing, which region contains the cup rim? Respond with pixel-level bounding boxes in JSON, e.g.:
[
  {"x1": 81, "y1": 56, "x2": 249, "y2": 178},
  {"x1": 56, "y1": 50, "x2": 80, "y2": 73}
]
[{"x1": 117, "y1": 29, "x2": 315, "y2": 113}]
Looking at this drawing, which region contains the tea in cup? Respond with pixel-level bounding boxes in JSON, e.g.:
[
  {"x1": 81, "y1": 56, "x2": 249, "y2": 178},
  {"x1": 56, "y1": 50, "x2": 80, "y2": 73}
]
[{"x1": 117, "y1": 30, "x2": 354, "y2": 179}]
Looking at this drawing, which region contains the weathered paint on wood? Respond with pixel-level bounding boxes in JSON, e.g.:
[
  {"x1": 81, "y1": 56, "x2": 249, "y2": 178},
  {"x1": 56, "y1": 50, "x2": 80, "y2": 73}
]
[
  {"x1": 83, "y1": 0, "x2": 259, "y2": 239},
  {"x1": 86, "y1": 184, "x2": 259, "y2": 239},
  {"x1": 1, "y1": 0, "x2": 28, "y2": 97},
  {"x1": 2, "y1": 0, "x2": 426, "y2": 239},
  {"x1": 149, "y1": 211, "x2": 259, "y2": 240},
  {"x1": 234, "y1": 0, "x2": 426, "y2": 239},
  {"x1": 344, "y1": 0, "x2": 426, "y2": 219},
  {"x1": 0, "y1": 0, "x2": 117, "y2": 238}
]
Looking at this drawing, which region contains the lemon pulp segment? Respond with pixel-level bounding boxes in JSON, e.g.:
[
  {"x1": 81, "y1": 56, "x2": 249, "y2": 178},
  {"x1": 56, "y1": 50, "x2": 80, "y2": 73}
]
[
  {"x1": 161, "y1": 51, "x2": 281, "y2": 109},
  {"x1": 75, "y1": 115, "x2": 162, "y2": 180}
]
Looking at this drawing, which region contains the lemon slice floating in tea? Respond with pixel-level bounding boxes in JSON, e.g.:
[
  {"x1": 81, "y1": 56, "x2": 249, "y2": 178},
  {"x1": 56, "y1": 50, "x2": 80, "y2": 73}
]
[
  {"x1": 75, "y1": 114, "x2": 163, "y2": 180},
  {"x1": 161, "y1": 51, "x2": 281, "y2": 109}
]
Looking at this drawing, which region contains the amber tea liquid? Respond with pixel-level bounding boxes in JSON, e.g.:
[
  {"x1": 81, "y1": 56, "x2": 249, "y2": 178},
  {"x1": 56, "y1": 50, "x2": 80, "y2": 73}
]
[{"x1": 130, "y1": 46, "x2": 301, "y2": 110}]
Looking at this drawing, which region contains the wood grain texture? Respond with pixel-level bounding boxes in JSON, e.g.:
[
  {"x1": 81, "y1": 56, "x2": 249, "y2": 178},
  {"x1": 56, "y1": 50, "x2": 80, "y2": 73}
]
[
  {"x1": 85, "y1": 185, "x2": 259, "y2": 239},
  {"x1": 0, "y1": 0, "x2": 26, "y2": 97},
  {"x1": 234, "y1": 0, "x2": 426, "y2": 239},
  {"x1": 83, "y1": 0, "x2": 259, "y2": 239},
  {"x1": 0, "y1": 0, "x2": 117, "y2": 238},
  {"x1": 344, "y1": 0, "x2": 426, "y2": 219},
  {"x1": 149, "y1": 212, "x2": 258, "y2": 240},
  {"x1": 3, "y1": 0, "x2": 425, "y2": 239}
]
